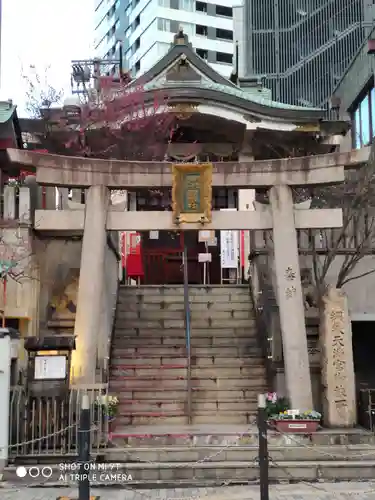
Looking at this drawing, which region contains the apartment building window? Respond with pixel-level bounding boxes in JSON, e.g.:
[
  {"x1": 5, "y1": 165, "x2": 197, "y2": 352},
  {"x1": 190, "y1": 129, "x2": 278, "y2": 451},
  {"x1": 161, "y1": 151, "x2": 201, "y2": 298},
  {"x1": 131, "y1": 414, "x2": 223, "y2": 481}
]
[
  {"x1": 196, "y1": 48, "x2": 208, "y2": 60},
  {"x1": 216, "y1": 28, "x2": 233, "y2": 41},
  {"x1": 181, "y1": 0, "x2": 194, "y2": 10},
  {"x1": 133, "y1": 15, "x2": 140, "y2": 29},
  {"x1": 158, "y1": 18, "x2": 171, "y2": 31},
  {"x1": 158, "y1": 18, "x2": 190, "y2": 33},
  {"x1": 125, "y1": 3, "x2": 131, "y2": 16},
  {"x1": 133, "y1": 37, "x2": 140, "y2": 52},
  {"x1": 125, "y1": 27, "x2": 132, "y2": 39},
  {"x1": 196, "y1": 1, "x2": 207, "y2": 12},
  {"x1": 158, "y1": 0, "x2": 170, "y2": 5},
  {"x1": 216, "y1": 51, "x2": 233, "y2": 64},
  {"x1": 135, "y1": 60, "x2": 141, "y2": 73},
  {"x1": 180, "y1": 22, "x2": 194, "y2": 37},
  {"x1": 216, "y1": 5, "x2": 232, "y2": 17},
  {"x1": 196, "y1": 24, "x2": 207, "y2": 36},
  {"x1": 352, "y1": 87, "x2": 375, "y2": 149}
]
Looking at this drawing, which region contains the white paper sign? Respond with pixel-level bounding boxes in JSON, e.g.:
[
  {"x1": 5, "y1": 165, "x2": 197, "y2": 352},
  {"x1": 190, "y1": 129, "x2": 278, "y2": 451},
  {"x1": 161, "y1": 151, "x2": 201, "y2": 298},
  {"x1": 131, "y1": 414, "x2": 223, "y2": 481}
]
[
  {"x1": 198, "y1": 253, "x2": 212, "y2": 263},
  {"x1": 220, "y1": 209, "x2": 239, "y2": 269},
  {"x1": 149, "y1": 230, "x2": 159, "y2": 240},
  {"x1": 34, "y1": 355, "x2": 67, "y2": 380},
  {"x1": 198, "y1": 230, "x2": 214, "y2": 242}
]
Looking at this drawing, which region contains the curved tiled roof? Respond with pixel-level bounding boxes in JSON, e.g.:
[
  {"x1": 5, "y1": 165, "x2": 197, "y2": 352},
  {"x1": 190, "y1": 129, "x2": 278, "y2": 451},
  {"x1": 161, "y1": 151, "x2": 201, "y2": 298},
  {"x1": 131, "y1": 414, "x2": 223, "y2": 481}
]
[{"x1": 145, "y1": 79, "x2": 323, "y2": 112}]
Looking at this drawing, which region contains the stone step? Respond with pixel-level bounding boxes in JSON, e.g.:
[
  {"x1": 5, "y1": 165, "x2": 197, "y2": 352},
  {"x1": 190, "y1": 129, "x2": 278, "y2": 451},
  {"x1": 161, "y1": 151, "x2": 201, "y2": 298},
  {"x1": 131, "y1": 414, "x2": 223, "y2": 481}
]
[
  {"x1": 114, "y1": 414, "x2": 256, "y2": 425},
  {"x1": 113, "y1": 328, "x2": 258, "y2": 338},
  {"x1": 110, "y1": 366, "x2": 266, "y2": 378},
  {"x1": 119, "y1": 285, "x2": 250, "y2": 295},
  {"x1": 116, "y1": 310, "x2": 253, "y2": 320},
  {"x1": 110, "y1": 459, "x2": 375, "y2": 482},
  {"x1": 114, "y1": 319, "x2": 255, "y2": 329},
  {"x1": 5, "y1": 460, "x2": 375, "y2": 486},
  {"x1": 117, "y1": 401, "x2": 258, "y2": 413},
  {"x1": 104, "y1": 445, "x2": 375, "y2": 463},
  {"x1": 119, "y1": 295, "x2": 252, "y2": 305},
  {"x1": 110, "y1": 357, "x2": 264, "y2": 367},
  {"x1": 110, "y1": 425, "x2": 375, "y2": 447},
  {"x1": 111, "y1": 346, "x2": 263, "y2": 357},
  {"x1": 117, "y1": 301, "x2": 252, "y2": 312},
  {"x1": 110, "y1": 390, "x2": 262, "y2": 401},
  {"x1": 109, "y1": 378, "x2": 266, "y2": 390},
  {"x1": 112, "y1": 341, "x2": 261, "y2": 352}
]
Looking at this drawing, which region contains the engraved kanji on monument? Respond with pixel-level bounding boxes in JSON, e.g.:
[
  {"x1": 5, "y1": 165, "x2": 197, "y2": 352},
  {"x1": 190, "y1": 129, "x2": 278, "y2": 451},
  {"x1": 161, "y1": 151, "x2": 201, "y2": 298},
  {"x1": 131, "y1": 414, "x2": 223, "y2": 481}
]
[{"x1": 320, "y1": 286, "x2": 356, "y2": 427}]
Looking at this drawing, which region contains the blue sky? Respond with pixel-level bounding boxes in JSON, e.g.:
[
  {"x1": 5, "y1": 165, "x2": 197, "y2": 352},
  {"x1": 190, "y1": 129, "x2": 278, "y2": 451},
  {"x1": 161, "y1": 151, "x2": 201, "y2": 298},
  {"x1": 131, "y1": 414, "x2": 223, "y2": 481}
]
[{"x1": 0, "y1": 0, "x2": 94, "y2": 116}]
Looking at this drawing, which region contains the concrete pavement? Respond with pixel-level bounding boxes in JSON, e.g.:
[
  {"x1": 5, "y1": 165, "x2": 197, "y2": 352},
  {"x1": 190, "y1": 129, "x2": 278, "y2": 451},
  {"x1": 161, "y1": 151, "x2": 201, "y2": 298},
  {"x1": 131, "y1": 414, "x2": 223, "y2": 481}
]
[{"x1": 1, "y1": 483, "x2": 375, "y2": 500}]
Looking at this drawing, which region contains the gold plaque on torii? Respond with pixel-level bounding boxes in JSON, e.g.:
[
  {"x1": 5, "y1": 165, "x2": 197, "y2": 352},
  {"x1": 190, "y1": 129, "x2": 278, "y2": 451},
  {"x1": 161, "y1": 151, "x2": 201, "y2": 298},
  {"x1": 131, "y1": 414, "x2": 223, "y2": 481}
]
[
  {"x1": 171, "y1": 163, "x2": 212, "y2": 224},
  {"x1": 295, "y1": 123, "x2": 320, "y2": 132}
]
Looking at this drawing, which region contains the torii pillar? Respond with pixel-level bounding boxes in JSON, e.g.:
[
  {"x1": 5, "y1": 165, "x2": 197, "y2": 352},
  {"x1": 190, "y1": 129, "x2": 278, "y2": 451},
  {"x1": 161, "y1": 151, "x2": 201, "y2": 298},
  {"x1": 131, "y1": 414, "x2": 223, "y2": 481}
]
[{"x1": 269, "y1": 185, "x2": 313, "y2": 410}]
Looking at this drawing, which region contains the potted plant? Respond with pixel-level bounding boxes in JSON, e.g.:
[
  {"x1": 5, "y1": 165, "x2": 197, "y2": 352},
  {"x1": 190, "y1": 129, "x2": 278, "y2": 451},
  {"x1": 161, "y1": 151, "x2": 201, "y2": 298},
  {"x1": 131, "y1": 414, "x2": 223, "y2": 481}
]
[{"x1": 270, "y1": 409, "x2": 322, "y2": 433}]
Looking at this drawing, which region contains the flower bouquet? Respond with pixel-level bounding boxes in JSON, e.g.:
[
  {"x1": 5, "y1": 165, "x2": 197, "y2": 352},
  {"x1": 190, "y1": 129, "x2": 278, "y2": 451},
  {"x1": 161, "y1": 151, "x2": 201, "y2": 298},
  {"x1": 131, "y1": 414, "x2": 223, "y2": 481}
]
[
  {"x1": 265, "y1": 392, "x2": 290, "y2": 418},
  {"x1": 95, "y1": 394, "x2": 119, "y2": 421}
]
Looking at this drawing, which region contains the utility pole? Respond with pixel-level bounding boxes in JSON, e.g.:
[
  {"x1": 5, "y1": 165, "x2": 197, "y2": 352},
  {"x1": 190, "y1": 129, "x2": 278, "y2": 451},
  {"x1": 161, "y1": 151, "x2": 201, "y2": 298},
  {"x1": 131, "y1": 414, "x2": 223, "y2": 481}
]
[
  {"x1": 258, "y1": 393, "x2": 269, "y2": 500},
  {"x1": 78, "y1": 394, "x2": 91, "y2": 500}
]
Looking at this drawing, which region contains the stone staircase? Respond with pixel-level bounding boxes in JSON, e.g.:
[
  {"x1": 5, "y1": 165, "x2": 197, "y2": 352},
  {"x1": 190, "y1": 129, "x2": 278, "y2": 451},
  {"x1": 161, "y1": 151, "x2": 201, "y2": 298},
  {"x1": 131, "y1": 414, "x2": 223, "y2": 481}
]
[
  {"x1": 109, "y1": 285, "x2": 268, "y2": 427},
  {"x1": 101, "y1": 428, "x2": 375, "y2": 486},
  {"x1": 4, "y1": 427, "x2": 375, "y2": 487}
]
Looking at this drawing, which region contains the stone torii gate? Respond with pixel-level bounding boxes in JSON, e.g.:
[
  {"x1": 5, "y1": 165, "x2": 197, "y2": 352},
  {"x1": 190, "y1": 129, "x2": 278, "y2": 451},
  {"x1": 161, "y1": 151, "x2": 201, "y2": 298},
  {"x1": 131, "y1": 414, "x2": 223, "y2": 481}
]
[{"x1": 7, "y1": 147, "x2": 369, "y2": 410}]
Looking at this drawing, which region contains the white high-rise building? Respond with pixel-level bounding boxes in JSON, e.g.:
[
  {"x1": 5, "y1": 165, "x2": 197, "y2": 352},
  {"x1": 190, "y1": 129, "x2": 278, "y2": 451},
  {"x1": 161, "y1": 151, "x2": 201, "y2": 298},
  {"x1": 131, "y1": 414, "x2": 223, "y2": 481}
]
[{"x1": 94, "y1": 0, "x2": 235, "y2": 78}]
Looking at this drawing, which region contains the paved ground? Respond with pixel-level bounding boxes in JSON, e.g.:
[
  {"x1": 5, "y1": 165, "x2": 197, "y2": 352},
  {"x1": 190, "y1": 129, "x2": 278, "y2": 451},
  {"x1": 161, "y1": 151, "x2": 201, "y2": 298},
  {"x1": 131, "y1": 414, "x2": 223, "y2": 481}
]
[{"x1": 1, "y1": 483, "x2": 375, "y2": 499}]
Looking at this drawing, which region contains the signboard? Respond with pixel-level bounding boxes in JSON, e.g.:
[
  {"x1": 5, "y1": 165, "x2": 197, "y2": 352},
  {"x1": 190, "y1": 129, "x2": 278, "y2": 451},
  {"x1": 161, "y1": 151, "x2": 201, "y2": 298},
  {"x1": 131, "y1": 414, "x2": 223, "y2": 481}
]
[
  {"x1": 34, "y1": 355, "x2": 67, "y2": 380},
  {"x1": 220, "y1": 230, "x2": 239, "y2": 268},
  {"x1": 171, "y1": 163, "x2": 212, "y2": 223},
  {"x1": 149, "y1": 230, "x2": 159, "y2": 240},
  {"x1": 220, "y1": 209, "x2": 239, "y2": 269},
  {"x1": 198, "y1": 253, "x2": 212, "y2": 263}
]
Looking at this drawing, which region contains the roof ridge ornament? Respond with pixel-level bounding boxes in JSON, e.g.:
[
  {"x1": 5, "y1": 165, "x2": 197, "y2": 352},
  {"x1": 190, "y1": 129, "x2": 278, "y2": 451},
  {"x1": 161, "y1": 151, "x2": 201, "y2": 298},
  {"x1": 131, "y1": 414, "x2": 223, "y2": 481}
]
[{"x1": 173, "y1": 26, "x2": 191, "y2": 47}]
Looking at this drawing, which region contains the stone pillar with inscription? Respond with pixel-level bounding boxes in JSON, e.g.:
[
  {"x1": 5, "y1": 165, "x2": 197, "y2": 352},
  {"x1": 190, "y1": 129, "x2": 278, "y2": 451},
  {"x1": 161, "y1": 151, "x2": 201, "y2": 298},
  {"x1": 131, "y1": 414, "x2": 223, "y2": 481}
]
[
  {"x1": 320, "y1": 286, "x2": 356, "y2": 427},
  {"x1": 269, "y1": 185, "x2": 313, "y2": 411}
]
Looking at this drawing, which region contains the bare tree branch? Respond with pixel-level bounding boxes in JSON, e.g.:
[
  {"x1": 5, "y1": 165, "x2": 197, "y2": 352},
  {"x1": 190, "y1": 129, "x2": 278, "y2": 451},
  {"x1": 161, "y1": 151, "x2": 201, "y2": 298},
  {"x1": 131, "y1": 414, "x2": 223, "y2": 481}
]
[{"x1": 340, "y1": 267, "x2": 375, "y2": 287}]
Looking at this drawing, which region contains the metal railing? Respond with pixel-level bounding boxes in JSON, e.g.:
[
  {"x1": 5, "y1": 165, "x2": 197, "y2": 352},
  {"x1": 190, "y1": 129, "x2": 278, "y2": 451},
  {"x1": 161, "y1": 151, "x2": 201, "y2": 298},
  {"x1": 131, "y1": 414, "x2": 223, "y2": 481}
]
[
  {"x1": 8, "y1": 385, "x2": 109, "y2": 459},
  {"x1": 358, "y1": 388, "x2": 375, "y2": 430},
  {"x1": 248, "y1": 255, "x2": 277, "y2": 389},
  {"x1": 182, "y1": 244, "x2": 192, "y2": 424}
]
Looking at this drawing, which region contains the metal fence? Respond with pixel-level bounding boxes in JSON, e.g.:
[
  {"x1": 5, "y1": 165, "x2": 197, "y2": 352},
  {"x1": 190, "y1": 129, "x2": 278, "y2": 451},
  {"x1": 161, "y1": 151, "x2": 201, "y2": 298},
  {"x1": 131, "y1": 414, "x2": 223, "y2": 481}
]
[
  {"x1": 358, "y1": 388, "x2": 375, "y2": 430},
  {"x1": 8, "y1": 384, "x2": 109, "y2": 460}
]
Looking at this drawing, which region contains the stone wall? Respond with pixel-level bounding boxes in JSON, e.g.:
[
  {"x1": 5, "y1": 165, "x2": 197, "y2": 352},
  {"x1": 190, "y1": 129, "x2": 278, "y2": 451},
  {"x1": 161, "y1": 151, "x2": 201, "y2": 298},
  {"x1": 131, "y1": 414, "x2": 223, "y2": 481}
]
[{"x1": 36, "y1": 239, "x2": 82, "y2": 330}]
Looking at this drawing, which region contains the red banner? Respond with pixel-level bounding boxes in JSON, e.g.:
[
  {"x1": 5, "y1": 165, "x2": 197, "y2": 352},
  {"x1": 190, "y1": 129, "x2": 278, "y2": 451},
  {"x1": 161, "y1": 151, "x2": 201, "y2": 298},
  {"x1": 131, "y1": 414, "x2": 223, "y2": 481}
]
[{"x1": 126, "y1": 232, "x2": 144, "y2": 278}]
